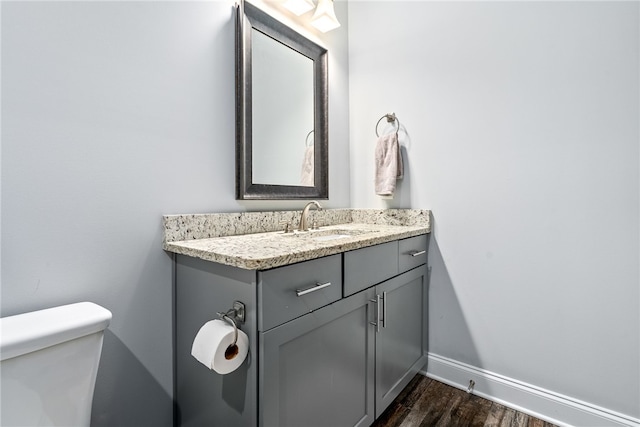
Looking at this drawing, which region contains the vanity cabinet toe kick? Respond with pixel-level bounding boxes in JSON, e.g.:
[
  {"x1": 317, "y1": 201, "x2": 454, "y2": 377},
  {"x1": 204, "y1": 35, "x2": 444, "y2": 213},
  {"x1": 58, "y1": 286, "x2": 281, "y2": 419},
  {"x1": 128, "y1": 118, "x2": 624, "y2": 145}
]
[{"x1": 174, "y1": 234, "x2": 429, "y2": 427}]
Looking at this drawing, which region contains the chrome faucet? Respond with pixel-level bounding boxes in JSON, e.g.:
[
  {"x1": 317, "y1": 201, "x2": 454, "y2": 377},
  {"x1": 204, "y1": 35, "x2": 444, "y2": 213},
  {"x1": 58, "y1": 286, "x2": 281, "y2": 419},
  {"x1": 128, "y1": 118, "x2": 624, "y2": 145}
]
[{"x1": 298, "y1": 201, "x2": 322, "y2": 231}]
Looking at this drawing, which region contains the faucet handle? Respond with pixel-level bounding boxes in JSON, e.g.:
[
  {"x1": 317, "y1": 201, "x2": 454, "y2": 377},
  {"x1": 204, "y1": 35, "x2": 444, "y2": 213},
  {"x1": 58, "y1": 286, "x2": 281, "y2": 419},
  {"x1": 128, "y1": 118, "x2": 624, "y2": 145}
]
[{"x1": 279, "y1": 220, "x2": 293, "y2": 233}]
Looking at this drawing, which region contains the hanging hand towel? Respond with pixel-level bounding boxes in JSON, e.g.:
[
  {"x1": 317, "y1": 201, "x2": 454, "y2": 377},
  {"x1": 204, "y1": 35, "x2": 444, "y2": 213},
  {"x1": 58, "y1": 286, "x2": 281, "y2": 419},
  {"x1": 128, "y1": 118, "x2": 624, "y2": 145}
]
[
  {"x1": 374, "y1": 132, "x2": 403, "y2": 196},
  {"x1": 300, "y1": 145, "x2": 314, "y2": 186}
]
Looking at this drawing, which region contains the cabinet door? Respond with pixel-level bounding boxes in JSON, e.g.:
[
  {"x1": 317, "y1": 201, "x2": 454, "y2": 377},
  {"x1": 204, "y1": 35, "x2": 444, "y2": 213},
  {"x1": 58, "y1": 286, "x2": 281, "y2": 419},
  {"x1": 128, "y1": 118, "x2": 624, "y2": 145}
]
[
  {"x1": 261, "y1": 288, "x2": 376, "y2": 427},
  {"x1": 375, "y1": 266, "x2": 428, "y2": 417}
]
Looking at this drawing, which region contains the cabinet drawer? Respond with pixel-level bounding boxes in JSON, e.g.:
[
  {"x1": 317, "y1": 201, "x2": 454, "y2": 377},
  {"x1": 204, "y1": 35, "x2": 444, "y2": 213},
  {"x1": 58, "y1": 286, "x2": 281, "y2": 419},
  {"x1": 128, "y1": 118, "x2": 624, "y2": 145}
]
[
  {"x1": 259, "y1": 254, "x2": 342, "y2": 331},
  {"x1": 398, "y1": 235, "x2": 428, "y2": 273},
  {"x1": 344, "y1": 241, "x2": 398, "y2": 297}
]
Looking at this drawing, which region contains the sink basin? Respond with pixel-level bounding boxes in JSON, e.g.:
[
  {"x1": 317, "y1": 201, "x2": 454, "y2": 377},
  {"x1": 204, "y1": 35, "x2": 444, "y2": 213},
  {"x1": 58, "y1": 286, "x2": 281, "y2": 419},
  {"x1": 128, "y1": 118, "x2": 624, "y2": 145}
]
[
  {"x1": 313, "y1": 234, "x2": 352, "y2": 242},
  {"x1": 279, "y1": 228, "x2": 376, "y2": 241}
]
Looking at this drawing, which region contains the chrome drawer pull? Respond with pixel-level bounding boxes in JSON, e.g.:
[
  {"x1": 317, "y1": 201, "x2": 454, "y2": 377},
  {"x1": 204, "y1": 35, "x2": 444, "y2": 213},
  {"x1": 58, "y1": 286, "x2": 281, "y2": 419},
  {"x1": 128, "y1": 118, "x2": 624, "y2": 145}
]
[
  {"x1": 410, "y1": 250, "x2": 426, "y2": 257},
  {"x1": 382, "y1": 291, "x2": 387, "y2": 328},
  {"x1": 369, "y1": 294, "x2": 380, "y2": 333},
  {"x1": 296, "y1": 282, "x2": 332, "y2": 297}
]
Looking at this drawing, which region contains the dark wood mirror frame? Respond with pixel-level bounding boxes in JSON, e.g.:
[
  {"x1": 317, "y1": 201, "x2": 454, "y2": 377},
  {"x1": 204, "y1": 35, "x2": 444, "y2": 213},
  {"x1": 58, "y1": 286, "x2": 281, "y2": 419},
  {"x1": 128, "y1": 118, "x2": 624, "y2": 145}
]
[{"x1": 236, "y1": 1, "x2": 329, "y2": 200}]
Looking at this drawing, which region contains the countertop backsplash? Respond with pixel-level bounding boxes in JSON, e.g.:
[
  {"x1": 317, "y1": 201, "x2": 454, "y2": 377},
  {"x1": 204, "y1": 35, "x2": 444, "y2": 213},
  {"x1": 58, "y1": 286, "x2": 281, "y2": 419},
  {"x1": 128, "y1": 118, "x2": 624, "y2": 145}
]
[{"x1": 163, "y1": 209, "x2": 430, "y2": 244}]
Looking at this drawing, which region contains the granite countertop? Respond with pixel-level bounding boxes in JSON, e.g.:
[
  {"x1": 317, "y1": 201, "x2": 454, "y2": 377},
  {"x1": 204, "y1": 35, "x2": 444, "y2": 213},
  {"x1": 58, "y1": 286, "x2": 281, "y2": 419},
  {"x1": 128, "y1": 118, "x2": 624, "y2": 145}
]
[{"x1": 163, "y1": 209, "x2": 431, "y2": 270}]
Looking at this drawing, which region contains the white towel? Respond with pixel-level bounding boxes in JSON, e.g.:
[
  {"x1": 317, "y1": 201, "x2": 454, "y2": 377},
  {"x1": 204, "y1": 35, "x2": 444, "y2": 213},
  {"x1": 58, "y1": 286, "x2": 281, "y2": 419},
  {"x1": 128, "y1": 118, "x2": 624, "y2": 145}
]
[
  {"x1": 374, "y1": 133, "x2": 403, "y2": 196},
  {"x1": 300, "y1": 146, "x2": 314, "y2": 186}
]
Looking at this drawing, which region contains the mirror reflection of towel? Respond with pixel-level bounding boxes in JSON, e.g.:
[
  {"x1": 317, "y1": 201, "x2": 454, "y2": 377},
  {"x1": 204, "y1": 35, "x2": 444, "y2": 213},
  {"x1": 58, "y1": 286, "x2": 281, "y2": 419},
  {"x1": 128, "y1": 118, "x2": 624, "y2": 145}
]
[
  {"x1": 300, "y1": 146, "x2": 314, "y2": 186},
  {"x1": 374, "y1": 133, "x2": 403, "y2": 196}
]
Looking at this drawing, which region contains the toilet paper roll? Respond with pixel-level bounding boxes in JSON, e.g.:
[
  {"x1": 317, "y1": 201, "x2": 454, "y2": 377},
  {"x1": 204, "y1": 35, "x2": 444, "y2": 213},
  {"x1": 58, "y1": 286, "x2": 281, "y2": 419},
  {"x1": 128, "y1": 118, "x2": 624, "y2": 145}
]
[{"x1": 191, "y1": 319, "x2": 249, "y2": 374}]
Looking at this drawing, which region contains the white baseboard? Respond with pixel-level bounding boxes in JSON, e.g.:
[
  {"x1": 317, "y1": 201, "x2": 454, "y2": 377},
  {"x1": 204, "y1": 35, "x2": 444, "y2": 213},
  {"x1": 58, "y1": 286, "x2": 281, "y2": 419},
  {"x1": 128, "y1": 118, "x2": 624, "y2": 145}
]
[{"x1": 423, "y1": 353, "x2": 640, "y2": 427}]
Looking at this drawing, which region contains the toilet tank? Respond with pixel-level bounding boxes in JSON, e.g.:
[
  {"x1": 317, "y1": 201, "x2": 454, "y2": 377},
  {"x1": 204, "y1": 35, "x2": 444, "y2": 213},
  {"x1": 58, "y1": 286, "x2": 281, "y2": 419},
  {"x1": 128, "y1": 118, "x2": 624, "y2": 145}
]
[{"x1": 0, "y1": 302, "x2": 112, "y2": 427}]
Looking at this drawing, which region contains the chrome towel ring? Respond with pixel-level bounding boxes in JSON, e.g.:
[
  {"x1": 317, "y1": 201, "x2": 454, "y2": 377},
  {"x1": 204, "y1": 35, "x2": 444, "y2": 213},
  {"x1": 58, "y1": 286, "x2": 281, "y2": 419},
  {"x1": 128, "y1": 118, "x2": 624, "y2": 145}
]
[{"x1": 375, "y1": 112, "x2": 400, "y2": 137}]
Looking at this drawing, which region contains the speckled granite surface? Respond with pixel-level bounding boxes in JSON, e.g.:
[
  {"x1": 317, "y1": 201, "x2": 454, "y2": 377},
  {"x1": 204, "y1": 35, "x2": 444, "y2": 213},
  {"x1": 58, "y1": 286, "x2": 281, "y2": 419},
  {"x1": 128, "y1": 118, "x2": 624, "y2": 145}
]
[
  {"x1": 163, "y1": 209, "x2": 353, "y2": 243},
  {"x1": 163, "y1": 209, "x2": 430, "y2": 270}
]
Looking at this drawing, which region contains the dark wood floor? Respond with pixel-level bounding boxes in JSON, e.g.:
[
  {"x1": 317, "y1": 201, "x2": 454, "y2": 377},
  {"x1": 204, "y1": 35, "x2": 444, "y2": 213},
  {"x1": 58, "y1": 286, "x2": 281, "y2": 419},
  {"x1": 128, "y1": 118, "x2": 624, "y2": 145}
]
[{"x1": 372, "y1": 374, "x2": 559, "y2": 427}]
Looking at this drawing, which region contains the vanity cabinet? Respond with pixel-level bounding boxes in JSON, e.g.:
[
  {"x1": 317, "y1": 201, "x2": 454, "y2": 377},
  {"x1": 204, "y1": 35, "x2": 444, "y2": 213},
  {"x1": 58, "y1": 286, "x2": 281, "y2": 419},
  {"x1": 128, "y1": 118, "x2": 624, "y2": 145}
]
[{"x1": 173, "y1": 234, "x2": 428, "y2": 427}]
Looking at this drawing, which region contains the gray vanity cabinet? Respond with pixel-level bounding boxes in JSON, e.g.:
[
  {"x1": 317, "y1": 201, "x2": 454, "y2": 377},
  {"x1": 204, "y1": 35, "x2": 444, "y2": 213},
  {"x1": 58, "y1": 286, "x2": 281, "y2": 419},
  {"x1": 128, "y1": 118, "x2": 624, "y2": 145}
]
[{"x1": 173, "y1": 233, "x2": 428, "y2": 427}]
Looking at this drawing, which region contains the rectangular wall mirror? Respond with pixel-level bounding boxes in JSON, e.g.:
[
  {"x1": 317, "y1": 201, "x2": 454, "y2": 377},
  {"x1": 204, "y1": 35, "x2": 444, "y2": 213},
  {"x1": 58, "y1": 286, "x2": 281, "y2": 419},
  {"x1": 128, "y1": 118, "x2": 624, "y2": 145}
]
[{"x1": 236, "y1": 1, "x2": 328, "y2": 200}]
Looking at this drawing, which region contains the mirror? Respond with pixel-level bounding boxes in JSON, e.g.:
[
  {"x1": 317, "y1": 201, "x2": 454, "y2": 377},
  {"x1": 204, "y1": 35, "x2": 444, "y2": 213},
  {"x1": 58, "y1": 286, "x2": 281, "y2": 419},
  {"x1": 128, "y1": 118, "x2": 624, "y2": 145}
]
[{"x1": 236, "y1": 1, "x2": 328, "y2": 200}]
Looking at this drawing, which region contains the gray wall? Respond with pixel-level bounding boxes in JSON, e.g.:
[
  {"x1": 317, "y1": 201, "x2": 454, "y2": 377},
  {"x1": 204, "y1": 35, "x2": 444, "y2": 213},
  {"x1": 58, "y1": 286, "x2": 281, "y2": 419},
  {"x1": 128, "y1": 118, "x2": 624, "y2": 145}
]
[
  {"x1": 348, "y1": 0, "x2": 639, "y2": 420},
  {"x1": 0, "y1": 1, "x2": 350, "y2": 426}
]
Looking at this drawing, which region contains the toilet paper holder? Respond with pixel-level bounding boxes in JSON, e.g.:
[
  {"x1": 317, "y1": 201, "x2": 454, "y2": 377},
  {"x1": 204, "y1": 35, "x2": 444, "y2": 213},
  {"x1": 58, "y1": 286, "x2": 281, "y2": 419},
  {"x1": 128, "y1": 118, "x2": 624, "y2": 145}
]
[{"x1": 216, "y1": 301, "x2": 246, "y2": 347}]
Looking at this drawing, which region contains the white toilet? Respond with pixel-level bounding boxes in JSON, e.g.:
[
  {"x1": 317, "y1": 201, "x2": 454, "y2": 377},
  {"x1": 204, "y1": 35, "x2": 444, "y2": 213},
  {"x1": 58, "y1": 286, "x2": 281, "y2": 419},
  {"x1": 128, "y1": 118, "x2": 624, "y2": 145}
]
[{"x1": 0, "y1": 302, "x2": 112, "y2": 426}]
